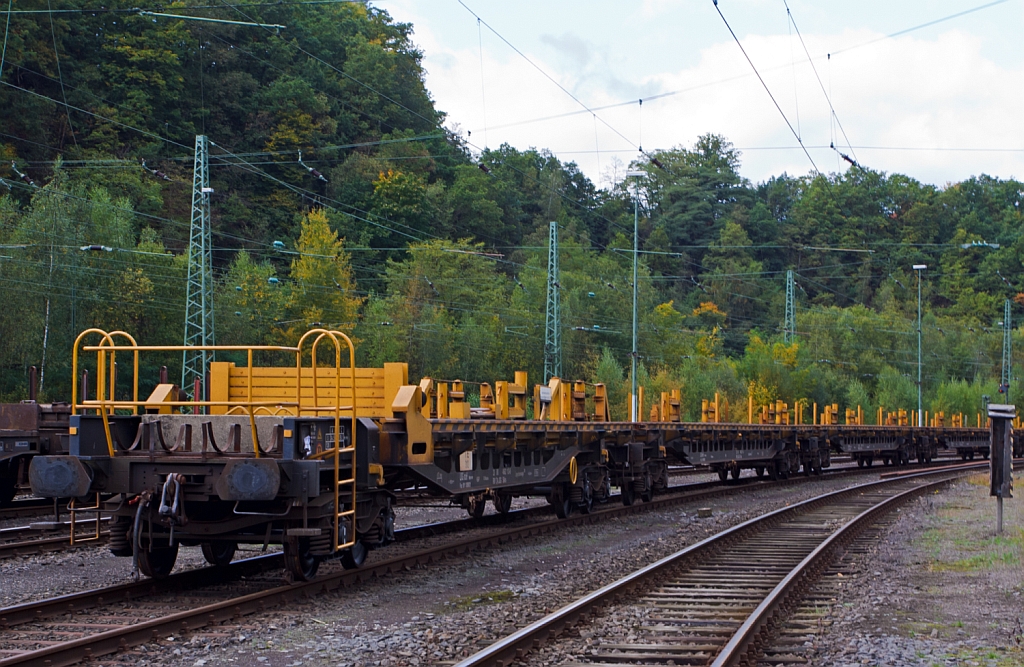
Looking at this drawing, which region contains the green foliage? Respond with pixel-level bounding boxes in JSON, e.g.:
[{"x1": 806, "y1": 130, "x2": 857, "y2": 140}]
[
  {"x1": 0, "y1": 5, "x2": 1021, "y2": 413},
  {"x1": 931, "y1": 378, "x2": 998, "y2": 419}
]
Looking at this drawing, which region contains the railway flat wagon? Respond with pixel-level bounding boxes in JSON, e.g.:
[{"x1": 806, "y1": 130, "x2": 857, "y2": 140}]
[
  {"x1": 0, "y1": 393, "x2": 71, "y2": 505},
  {"x1": 25, "y1": 328, "x2": 998, "y2": 582}
]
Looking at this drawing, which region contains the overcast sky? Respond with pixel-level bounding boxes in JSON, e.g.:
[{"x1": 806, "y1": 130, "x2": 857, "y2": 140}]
[{"x1": 372, "y1": 0, "x2": 1024, "y2": 189}]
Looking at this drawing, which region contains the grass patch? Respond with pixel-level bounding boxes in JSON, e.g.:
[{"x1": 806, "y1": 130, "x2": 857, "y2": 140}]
[
  {"x1": 966, "y1": 473, "x2": 989, "y2": 487},
  {"x1": 928, "y1": 529, "x2": 1024, "y2": 572}
]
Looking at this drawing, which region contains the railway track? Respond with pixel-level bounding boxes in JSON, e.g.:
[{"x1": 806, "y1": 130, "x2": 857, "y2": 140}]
[
  {"x1": 0, "y1": 456, "x2": 962, "y2": 566},
  {"x1": 0, "y1": 457, "x2": 945, "y2": 667},
  {"x1": 0, "y1": 520, "x2": 110, "y2": 560},
  {"x1": 451, "y1": 460, "x2": 1012, "y2": 667},
  {"x1": 0, "y1": 499, "x2": 58, "y2": 521},
  {"x1": 0, "y1": 457, "x2": 961, "y2": 564},
  {"x1": 0, "y1": 458, "x2": 1000, "y2": 667}
]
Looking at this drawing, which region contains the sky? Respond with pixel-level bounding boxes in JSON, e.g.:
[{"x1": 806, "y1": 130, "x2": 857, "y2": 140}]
[{"x1": 372, "y1": 0, "x2": 1024, "y2": 189}]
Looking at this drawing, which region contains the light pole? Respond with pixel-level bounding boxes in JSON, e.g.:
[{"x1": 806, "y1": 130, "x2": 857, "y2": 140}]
[
  {"x1": 625, "y1": 170, "x2": 645, "y2": 421},
  {"x1": 913, "y1": 264, "x2": 927, "y2": 426}
]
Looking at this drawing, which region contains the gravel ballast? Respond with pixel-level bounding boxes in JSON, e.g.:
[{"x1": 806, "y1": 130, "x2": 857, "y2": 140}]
[{"x1": 77, "y1": 474, "x2": 892, "y2": 667}]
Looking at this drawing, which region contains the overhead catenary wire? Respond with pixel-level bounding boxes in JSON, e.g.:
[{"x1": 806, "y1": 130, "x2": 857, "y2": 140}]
[
  {"x1": 469, "y1": 0, "x2": 1010, "y2": 143},
  {"x1": 783, "y1": 0, "x2": 857, "y2": 164},
  {"x1": 712, "y1": 0, "x2": 824, "y2": 180},
  {"x1": 786, "y1": 2, "x2": 801, "y2": 142},
  {"x1": 45, "y1": 0, "x2": 77, "y2": 147},
  {"x1": 477, "y1": 16, "x2": 488, "y2": 149},
  {"x1": 0, "y1": 0, "x2": 11, "y2": 82},
  {"x1": 456, "y1": 0, "x2": 642, "y2": 153}
]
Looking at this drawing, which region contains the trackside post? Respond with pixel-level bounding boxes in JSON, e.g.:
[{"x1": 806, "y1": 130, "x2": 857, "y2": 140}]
[{"x1": 988, "y1": 403, "x2": 1014, "y2": 534}]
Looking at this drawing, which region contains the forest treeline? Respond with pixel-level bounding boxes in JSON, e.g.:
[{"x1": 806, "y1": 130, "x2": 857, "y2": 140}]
[{"x1": 1, "y1": 1, "x2": 1022, "y2": 421}]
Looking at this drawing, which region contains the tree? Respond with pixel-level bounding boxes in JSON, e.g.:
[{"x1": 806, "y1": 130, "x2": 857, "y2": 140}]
[{"x1": 282, "y1": 209, "x2": 363, "y2": 345}]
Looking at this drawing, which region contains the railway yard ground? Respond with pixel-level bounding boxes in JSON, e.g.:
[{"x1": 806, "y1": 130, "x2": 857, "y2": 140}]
[{"x1": 2, "y1": 467, "x2": 1020, "y2": 667}]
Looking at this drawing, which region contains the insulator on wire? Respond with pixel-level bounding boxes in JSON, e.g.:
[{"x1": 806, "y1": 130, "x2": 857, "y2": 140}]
[
  {"x1": 141, "y1": 159, "x2": 171, "y2": 181},
  {"x1": 10, "y1": 162, "x2": 35, "y2": 187},
  {"x1": 298, "y1": 150, "x2": 328, "y2": 183}
]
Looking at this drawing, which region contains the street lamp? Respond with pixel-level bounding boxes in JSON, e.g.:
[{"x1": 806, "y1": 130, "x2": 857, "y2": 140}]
[
  {"x1": 625, "y1": 170, "x2": 646, "y2": 421},
  {"x1": 913, "y1": 264, "x2": 927, "y2": 425}
]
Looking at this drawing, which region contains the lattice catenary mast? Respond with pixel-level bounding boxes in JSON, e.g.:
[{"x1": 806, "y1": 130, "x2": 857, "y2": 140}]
[
  {"x1": 182, "y1": 135, "x2": 215, "y2": 402},
  {"x1": 544, "y1": 221, "x2": 561, "y2": 383},
  {"x1": 784, "y1": 269, "x2": 796, "y2": 343}
]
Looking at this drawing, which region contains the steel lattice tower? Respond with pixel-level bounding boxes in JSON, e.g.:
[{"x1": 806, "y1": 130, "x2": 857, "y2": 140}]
[
  {"x1": 182, "y1": 135, "x2": 215, "y2": 402},
  {"x1": 784, "y1": 269, "x2": 796, "y2": 343},
  {"x1": 1002, "y1": 298, "x2": 1012, "y2": 401},
  {"x1": 544, "y1": 221, "x2": 561, "y2": 383}
]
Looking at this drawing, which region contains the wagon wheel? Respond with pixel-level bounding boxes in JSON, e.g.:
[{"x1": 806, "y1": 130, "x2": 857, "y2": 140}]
[
  {"x1": 201, "y1": 541, "x2": 236, "y2": 567},
  {"x1": 284, "y1": 536, "x2": 319, "y2": 581},
  {"x1": 468, "y1": 495, "x2": 487, "y2": 519},
  {"x1": 138, "y1": 542, "x2": 179, "y2": 579},
  {"x1": 341, "y1": 540, "x2": 367, "y2": 570},
  {"x1": 492, "y1": 492, "x2": 513, "y2": 515}
]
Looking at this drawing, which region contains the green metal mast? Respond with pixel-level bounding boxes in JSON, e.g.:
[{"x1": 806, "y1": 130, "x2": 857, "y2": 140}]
[
  {"x1": 784, "y1": 269, "x2": 796, "y2": 343},
  {"x1": 182, "y1": 135, "x2": 215, "y2": 402},
  {"x1": 544, "y1": 221, "x2": 560, "y2": 383}
]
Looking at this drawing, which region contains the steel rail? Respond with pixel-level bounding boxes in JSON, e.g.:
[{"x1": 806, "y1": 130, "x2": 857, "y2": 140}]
[
  {"x1": 450, "y1": 461, "x2": 1006, "y2": 667},
  {"x1": 710, "y1": 475, "x2": 950, "y2": 666},
  {"x1": 0, "y1": 509, "x2": 544, "y2": 629},
  {"x1": 0, "y1": 459, "x2": 998, "y2": 666},
  {"x1": 0, "y1": 533, "x2": 109, "y2": 560},
  {"x1": 0, "y1": 499, "x2": 54, "y2": 520}
]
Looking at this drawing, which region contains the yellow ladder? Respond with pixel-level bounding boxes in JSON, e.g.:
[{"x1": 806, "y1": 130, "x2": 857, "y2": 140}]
[{"x1": 298, "y1": 330, "x2": 358, "y2": 552}]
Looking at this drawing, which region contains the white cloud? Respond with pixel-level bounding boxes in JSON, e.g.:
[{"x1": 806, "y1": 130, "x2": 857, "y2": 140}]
[{"x1": 385, "y1": 2, "x2": 1024, "y2": 187}]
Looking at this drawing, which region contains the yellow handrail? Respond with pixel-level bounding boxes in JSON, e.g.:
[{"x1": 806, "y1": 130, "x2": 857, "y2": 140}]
[{"x1": 72, "y1": 329, "x2": 355, "y2": 460}]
